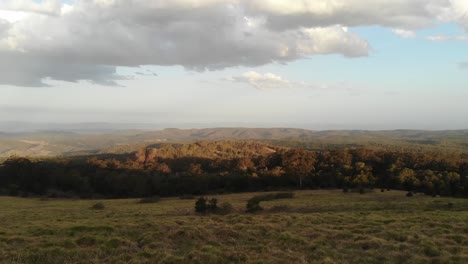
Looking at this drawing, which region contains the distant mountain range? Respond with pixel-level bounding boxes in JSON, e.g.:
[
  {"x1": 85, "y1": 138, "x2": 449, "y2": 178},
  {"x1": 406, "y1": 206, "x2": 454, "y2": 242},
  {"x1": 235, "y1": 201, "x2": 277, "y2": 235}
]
[{"x1": 0, "y1": 126, "x2": 467, "y2": 157}]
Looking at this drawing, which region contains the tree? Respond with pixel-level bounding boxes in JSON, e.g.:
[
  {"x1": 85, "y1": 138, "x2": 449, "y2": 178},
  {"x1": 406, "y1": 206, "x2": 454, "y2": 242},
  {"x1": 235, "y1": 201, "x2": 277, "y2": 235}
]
[
  {"x1": 187, "y1": 163, "x2": 203, "y2": 176},
  {"x1": 281, "y1": 149, "x2": 316, "y2": 188},
  {"x1": 399, "y1": 168, "x2": 419, "y2": 193}
]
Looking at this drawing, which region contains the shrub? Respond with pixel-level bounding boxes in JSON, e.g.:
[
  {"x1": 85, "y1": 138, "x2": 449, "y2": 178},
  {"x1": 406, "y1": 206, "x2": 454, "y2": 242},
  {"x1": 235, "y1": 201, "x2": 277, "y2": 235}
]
[
  {"x1": 246, "y1": 199, "x2": 263, "y2": 213},
  {"x1": 208, "y1": 198, "x2": 218, "y2": 210},
  {"x1": 195, "y1": 197, "x2": 230, "y2": 214},
  {"x1": 91, "y1": 202, "x2": 105, "y2": 210},
  {"x1": 138, "y1": 196, "x2": 160, "y2": 204},
  {"x1": 195, "y1": 197, "x2": 208, "y2": 214}
]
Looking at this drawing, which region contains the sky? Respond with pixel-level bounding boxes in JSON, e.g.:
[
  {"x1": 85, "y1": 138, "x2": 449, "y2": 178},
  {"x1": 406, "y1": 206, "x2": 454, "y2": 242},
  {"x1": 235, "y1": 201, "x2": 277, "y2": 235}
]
[{"x1": 0, "y1": 0, "x2": 467, "y2": 130}]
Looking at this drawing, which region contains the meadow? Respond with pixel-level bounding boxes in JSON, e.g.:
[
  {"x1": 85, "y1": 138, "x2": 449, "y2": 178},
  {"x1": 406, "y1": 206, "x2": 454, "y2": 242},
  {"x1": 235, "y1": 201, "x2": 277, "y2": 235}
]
[{"x1": 0, "y1": 190, "x2": 467, "y2": 264}]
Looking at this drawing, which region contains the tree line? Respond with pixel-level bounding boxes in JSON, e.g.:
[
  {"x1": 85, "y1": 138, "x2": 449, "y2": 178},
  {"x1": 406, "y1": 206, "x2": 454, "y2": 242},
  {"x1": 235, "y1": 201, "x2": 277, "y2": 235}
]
[{"x1": 0, "y1": 141, "x2": 467, "y2": 198}]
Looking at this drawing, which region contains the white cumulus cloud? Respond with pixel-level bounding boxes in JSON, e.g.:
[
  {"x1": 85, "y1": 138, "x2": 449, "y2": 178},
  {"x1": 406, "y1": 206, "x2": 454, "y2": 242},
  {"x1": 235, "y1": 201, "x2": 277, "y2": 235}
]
[
  {"x1": 392, "y1": 29, "x2": 416, "y2": 38},
  {"x1": 228, "y1": 71, "x2": 292, "y2": 89}
]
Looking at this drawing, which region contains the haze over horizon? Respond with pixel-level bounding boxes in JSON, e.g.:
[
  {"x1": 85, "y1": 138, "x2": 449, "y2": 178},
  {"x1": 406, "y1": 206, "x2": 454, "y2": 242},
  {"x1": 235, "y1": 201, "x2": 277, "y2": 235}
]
[{"x1": 1, "y1": 0, "x2": 467, "y2": 130}]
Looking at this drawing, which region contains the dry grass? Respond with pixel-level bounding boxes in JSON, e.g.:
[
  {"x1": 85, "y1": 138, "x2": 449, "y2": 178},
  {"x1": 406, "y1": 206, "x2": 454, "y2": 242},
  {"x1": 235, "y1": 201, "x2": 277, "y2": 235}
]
[{"x1": 0, "y1": 190, "x2": 467, "y2": 263}]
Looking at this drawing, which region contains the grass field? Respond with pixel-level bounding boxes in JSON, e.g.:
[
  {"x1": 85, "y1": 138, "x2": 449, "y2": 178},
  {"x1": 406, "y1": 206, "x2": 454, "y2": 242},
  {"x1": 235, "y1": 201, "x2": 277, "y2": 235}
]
[{"x1": 0, "y1": 190, "x2": 467, "y2": 264}]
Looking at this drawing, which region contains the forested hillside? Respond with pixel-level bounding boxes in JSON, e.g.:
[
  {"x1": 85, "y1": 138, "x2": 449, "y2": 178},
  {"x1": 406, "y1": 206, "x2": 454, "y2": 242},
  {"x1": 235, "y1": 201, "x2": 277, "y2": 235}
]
[{"x1": 1, "y1": 140, "x2": 467, "y2": 198}]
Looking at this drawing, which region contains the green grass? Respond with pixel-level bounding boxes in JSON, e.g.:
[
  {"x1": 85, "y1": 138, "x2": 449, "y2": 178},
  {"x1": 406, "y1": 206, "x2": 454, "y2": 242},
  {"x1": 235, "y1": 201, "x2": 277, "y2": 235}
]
[{"x1": 0, "y1": 190, "x2": 467, "y2": 263}]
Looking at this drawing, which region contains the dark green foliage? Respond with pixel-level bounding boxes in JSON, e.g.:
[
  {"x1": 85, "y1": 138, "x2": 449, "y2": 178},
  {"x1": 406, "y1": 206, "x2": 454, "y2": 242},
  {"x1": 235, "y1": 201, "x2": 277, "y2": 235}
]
[
  {"x1": 194, "y1": 197, "x2": 227, "y2": 214},
  {"x1": 208, "y1": 198, "x2": 218, "y2": 210},
  {"x1": 195, "y1": 197, "x2": 208, "y2": 214},
  {"x1": 246, "y1": 199, "x2": 263, "y2": 213}
]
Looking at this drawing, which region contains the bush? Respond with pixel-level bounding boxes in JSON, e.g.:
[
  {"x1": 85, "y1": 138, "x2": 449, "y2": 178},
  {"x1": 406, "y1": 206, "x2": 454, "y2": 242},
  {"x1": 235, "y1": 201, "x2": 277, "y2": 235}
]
[
  {"x1": 246, "y1": 199, "x2": 263, "y2": 213},
  {"x1": 208, "y1": 198, "x2": 218, "y2": 210},
  {"x1": 91, "y1": 202, "x2": 105, "y2": 210},
  {"x1": 195, "y1": 197, "x2": 208, "y2": 214},
  {"x1": 138, "y1": 196, "x2": 160, "y2": 204},
  {"x1": 195, "y1": 197, "x2": 231, "y2": 214}
]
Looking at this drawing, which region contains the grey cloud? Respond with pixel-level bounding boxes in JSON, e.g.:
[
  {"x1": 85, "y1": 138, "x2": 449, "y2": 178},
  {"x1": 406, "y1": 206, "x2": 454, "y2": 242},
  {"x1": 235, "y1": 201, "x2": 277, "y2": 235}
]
[
  {"x1": 458, "y1": 62, "x2": 468, "y2": 69},
  {"x1": 1, "y1": 0, "x2": 466, "y2": 87},
  {"x1": 241, "y1": 0, "x2": 451, "y2": 30},
  {"x1": 0, "y1": 52, "x2": 124, "y2": 87},
  {"x1": 0, "y1": 19, "x2": 9, "y2": 38},
  {"x1": 0, "y1": 0, "x2": 62, "y2": 16},
  {"x1": 0, "y1": 1, "x2": 370, "y2": 86}
]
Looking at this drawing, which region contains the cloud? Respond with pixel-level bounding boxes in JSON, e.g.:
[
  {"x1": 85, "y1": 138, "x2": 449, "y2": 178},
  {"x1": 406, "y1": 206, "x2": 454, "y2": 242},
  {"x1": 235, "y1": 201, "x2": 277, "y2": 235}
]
[
  {"x1": 458, "y1": 62, "x2": 468, "y2": 69},
  {"x1": 0, "y1": 0, "x2": 62, "y2": 16},
  {"x1": 241, "y1": 0, "x2": 450, "y2": 30},
  {"x1": 0, "y1": 18, "x2": 9, "y2": 37},
  {"x1": 226, "y1": 71, "x2": 366, "y2": 98},
  {"x1": 426, "y1": 35, "x2": 468, "y2": 42},
  {"x1": 0, "y1": 51, "x2": 126, "y2": 86},
  {"x1": 228, "y1": 71, "x2": 292, "y2": 89},
  {"x1": 440, "y1": 0, "x2": 468, "y2": 30},
  {"x1": 0, "y1": 1, "x2": 371, "y2": 86},
  {"x1": 225, "y1": 71, "x2": 326, "y2": 90},
  {"x1": 0, "y1": 0, "x2": 467, "y2": 87},
  {"x1": 392, "y1": 29, "x2": 416, "y2": 38}
]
